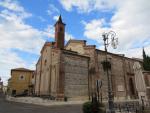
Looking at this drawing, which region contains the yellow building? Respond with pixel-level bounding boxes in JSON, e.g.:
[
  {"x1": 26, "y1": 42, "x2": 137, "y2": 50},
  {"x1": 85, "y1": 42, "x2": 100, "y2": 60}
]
[{"x1": 10, "y1": 68, "x2": 34, "y2": 96}]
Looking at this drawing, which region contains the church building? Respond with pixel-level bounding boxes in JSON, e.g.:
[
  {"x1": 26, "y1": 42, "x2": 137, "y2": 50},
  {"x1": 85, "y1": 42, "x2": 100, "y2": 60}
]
[{"x1": 34, "y1": 16, "x2": 149, "y2": 101}]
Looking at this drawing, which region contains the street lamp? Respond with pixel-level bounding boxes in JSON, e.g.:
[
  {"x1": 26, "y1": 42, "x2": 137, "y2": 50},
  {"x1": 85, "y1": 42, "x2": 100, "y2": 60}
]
[{"x1": 101, "y1": 31, "x2": 118, "y2": 113}]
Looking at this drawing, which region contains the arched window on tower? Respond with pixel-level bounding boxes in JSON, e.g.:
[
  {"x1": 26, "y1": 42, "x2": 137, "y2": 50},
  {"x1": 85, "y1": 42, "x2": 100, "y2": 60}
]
[
  {"x1": 59, "y1": 27, "x2": 63, "y2": 32},
  {"x1": 44, "y1": 59, "x2": 47, "y2": 66}
]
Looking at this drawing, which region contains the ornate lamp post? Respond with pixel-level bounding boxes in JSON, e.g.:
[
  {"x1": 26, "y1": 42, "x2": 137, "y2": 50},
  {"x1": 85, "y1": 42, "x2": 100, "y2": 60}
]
[{"x1": 102, "y1": 31, "x2": 118, "y2": 113}]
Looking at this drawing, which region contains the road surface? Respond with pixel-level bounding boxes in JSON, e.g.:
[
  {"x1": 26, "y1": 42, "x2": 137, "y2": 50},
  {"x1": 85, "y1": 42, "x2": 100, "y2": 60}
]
[{"x1": 0, "y1": 93, "x2": 83, "y2": 113}]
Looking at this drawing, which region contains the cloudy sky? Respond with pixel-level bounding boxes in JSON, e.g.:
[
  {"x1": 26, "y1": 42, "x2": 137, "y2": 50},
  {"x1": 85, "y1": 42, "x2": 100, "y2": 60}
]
[{"x1": 0, "y1": 0, "x2": 150, "y2": 85}]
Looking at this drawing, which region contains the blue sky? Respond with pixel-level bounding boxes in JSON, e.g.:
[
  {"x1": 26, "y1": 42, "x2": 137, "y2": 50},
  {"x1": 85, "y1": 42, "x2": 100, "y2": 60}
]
[{"x1": 0, "y1": 0, "x2": 150, "y2": 84}]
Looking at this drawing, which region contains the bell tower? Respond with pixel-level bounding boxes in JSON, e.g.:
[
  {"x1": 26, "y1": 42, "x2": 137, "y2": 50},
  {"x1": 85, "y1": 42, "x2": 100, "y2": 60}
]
[{"x1": 54, "y1": 15, "x2": 66, "y2": 49}]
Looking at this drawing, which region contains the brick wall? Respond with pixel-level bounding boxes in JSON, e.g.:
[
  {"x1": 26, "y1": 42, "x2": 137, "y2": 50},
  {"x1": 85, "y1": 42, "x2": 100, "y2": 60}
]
[{"x1": 63, "y1": 53, "x2": 89, "y2": 100}]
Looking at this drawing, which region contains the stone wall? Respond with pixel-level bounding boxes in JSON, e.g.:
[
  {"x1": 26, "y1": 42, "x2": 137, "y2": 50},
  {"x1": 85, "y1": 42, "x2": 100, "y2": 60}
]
[
  {"x1": 39, "y1": 46, "x2": 52, "y2": 95},
  {"x1": 65, "y1": 40, "x2": 85, "y2": 54},
  {"x1": 97, "y1": 50, "x2": 139, "y2": 100},
  {"x1": 35, "y1": 40, "x2": 144, "y2": 101},
  {"x1": 124, "y1": 59, "x2": 137, "y2": 99},
  {"x1": 111, "y1": 55, "x2": 126, "y2": 99},
  {"x1": 50, "y1": 49, "x2": 60, "y2": 97},
  {"x1": 84, "y1": 46, "x2": 97, "y2": 95},
  {"x1": 143, "y1": 71, "x2": 150, "y2": 99},
  {"x1": 63, "y1": 52, "x2": 89, "y2": 100},
  {"x1": 35, "y1": 45, "x2": 62, "y2": 97},
  {"x1": 65, "y1": 40, "x2": 142, "y2": 101},
  {"x1": 35, "y1": 57, "x2": 41, "y2": 95},
  {"x1": 66, "y1": 41, "x2": 97, "y2": 97}
]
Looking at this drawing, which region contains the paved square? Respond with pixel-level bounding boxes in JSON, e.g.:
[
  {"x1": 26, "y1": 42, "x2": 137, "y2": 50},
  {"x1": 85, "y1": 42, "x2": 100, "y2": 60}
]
[{"x1": 0, "y1": 94, "x2": 82, "y2": 113}]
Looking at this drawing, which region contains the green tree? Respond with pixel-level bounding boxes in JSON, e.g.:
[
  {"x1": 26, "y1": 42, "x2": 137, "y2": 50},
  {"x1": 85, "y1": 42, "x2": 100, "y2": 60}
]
[{"x1": 143, "y1": 48, "x2": 150, "y2": 71}]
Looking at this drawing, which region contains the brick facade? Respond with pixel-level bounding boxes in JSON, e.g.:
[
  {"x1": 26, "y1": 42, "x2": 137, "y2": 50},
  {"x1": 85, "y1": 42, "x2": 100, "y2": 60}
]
[
  {"x1": 34, "y1": 16, "x2": 149, "y2": 101},
  {"x1": 65, "y1": 40, "x2": 144, "y2": 101},
  {"x1": 63, "y1": 51, "x2": 89, "y2": 100},
  {"x1": 35, "y1": 44, "x2": 89, "y2": 100}
]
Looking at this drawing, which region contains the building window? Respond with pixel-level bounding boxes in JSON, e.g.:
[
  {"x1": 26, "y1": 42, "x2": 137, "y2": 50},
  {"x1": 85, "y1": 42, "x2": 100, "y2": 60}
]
[
  {"x1": 19, "y1": 75, "x2": 25, "y2": 80},
  {"x1": 32, "y1": 75, "x2": 34, "y2": 79},
  {"x1": 59, "y1": 27, "x2": 63, "y2": 32},
  {"x1": 44, "y1": 59, "x2": 47, "y2": 65}
]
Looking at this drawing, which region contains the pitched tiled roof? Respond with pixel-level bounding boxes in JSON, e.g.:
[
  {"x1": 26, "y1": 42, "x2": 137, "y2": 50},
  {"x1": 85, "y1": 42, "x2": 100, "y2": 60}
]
[{"x1": 11, "y1": 68, "x2": 34, "y2": 72}]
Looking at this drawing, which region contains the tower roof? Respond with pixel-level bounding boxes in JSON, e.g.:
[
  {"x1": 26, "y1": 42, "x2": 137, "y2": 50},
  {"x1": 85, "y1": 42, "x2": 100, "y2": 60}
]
[
  {"x1": 58, "y1": 15, "x2": 62, "y2": 23},
  {"x1": 54, "y1": 15, "x2": 66, "y2": 26}
]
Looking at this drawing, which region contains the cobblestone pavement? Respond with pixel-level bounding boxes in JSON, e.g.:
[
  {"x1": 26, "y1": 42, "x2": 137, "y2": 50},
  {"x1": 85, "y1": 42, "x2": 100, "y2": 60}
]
[{"x1": 0, "y1": 94, "x2": 82, "y2": 113}]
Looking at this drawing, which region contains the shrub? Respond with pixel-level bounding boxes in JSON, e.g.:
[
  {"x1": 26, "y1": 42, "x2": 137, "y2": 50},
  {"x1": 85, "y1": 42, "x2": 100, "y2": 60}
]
[
  {"x1": 83, "y1": 101, "x2": 92, "y2": 113},
  {"x1": 83, "y1": 101, "x2": 105, "y2": 113},
  {"x1": 99, "y1": 103, "x2": 105, "y2": 107}
]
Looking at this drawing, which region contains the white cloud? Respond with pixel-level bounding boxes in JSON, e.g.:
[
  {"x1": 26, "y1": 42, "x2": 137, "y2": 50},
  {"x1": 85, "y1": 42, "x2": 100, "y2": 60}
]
[
  {"x1": 82, "y1": 19, "x2": 110, "y2": 43},
  {"x1": 47, "y1": 4, "x2": 59, "y2": 16},
  {"x1": 111, "y1": 0, "x2": 150, "y2": 50},
  {"x1": 65, "y1": 32, "x2": 75, "y2": 41},
  {"x1": 82, "y1": 0, "x2": 150, "y2": 57},
  {"x1": 118, "y1": 45, "x2": 150, "y2": 59},
  {"x1": 0, "y1": 0, "x2": 24, "y2": 12},
  {"x1": 0, "y1": 49, "x2": 26, "y2": 85},
  {"x1": 43, "y1": 25, "x2": 54, "y2": 38},
  {"x1": 0, "y1": 0, "x2": 47, "y2": 85},
  {"x1": 0, "y1": 0, "x2": 75, "y2": 85},
  {"x1": 59, "y1": 0, "x2": 115, "y2": 13},
  {"x1": 44, "y1": 24, "x2": 75, "y2": 41},
  {"x1": 0, "y1": 0, "x2": 32, "y2": 19},
  {"x1": 53, "y1": 15, "x2": 59, "y2": 21},
  {"x1": 59, "y1": 0, "x2": 90, "y2": 12},
  {"x1": 59, "y1": 0, "x2": 150, "y2": 57},
  {"x1": 38, "y1": 16, "x2": 46, "y2": 22},
  {"x1": 0, "y1": 15, "x2": 45, "y2": 54}
]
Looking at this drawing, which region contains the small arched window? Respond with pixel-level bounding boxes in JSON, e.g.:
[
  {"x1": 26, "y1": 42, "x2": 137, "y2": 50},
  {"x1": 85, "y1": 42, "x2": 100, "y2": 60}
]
[
  {"x1": 44, "y1": 59, "x2": 47, "y2": 65},
  {"x1": 59, "y1": 27, "x2": 63, "y2": 32},
  {"x1": 32, "y1": 75, "x2": 34, "y2": 78}
]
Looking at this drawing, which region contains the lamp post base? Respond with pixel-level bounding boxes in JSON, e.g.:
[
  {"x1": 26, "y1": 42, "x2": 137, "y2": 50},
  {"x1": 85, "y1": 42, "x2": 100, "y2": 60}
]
[{"x1": 108, "y1": 98, "x2": 115, "y2": 113}]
